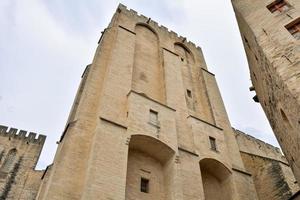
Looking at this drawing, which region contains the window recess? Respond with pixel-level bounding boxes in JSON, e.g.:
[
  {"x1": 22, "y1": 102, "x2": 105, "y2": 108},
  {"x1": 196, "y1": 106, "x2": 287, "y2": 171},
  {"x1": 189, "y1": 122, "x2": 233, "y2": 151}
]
[
  {"x1": 209, "y1": 137, "x2": 217, "y2": 151},
  {"x1": 267, "y1": 0, "x2": 290, "y2": 13},
  {"x1": 187, "y1": 89, "x2": 192, "y2": 98},
  {"x1": 149, "y1": 109, "x2": 159, "y2": 126},
  {"x1": 285, "y1": 18, "x2": 300, "y2": 39},
  {"x1": 140, "y1": 178, "x2": 149, "y2": 193}
]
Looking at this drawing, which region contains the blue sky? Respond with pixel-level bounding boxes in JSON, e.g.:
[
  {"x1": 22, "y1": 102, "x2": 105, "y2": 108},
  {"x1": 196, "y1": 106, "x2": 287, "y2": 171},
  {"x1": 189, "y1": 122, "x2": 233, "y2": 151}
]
[{"x1": 0, "y1": 0, "x2": 279, "y2": 169}]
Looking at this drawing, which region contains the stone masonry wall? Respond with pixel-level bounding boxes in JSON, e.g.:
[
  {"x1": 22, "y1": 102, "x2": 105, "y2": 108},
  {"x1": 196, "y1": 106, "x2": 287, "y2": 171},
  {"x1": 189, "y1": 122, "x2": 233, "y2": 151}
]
[
  {"x1": 0, "y1": 125, "x2": 46, "y2": 200},
  {"x1": 38, "y1": 4, "x2": 258, "y2": 200},
  {"x1": 232, "y1": 0, "x2": 300, "y2": 183},
  {"x1": 235, "y1": 129, "x2": 299, "y2": 200}
]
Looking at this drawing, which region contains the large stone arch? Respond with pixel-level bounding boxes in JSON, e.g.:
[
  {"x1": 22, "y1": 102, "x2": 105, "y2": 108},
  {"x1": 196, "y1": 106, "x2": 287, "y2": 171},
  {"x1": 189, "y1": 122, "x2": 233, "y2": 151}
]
[
  {"x1": 132, "y1": 23, "x2": 165, "y2": 103},
  {"x1": 199, "y1": 158, "x2": 233, "y2": 200},
  {"x1": 125, "y1": 135, "x2": 175, "y2": 200}
]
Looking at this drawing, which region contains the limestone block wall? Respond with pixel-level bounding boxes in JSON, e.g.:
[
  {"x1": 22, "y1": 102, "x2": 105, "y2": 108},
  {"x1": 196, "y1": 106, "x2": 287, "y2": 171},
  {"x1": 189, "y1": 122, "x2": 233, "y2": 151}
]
[
  {"x1": 232, "y1": 0, "x2": 300, "y2": 182},
  {"x1": 235, "y1": 129, "x2": 300, "y2": 200},
  {"x1": 0, "y1": 125, "x2": 46, "y2": 200}
]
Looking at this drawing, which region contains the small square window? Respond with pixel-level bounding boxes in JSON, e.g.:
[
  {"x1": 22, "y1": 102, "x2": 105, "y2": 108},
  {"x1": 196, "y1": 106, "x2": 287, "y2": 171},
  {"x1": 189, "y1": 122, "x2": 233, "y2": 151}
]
[
  {"x1": 267, "y1": 0, "x2": 290, "y2": 13},
  {"x1": 187, "y1": 89, "x2": 192, "y2": 98},
  {"x1": 285, "y1": 18, "x2": 300, "y2": 39},
  {"x1": 140, "y1": 178, "x2": 149, "y2": 193},
  {"x1": 209, "y1": 137, "x2": 217, "y2": 151},
  {"x1": 149, "y1": 109, "x2": 158, "y2": 125}
]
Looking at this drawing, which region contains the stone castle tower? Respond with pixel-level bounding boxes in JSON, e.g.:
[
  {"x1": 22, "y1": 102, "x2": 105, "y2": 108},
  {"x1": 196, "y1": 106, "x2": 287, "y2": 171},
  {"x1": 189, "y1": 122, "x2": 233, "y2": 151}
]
[
  {"x1": 231, "y1": 0, "x2": 300, "y2": 184},
  {"x1": 35, "y1": 4, "x2": 260, "y2": 200},
  {"x1": 1, "y1": 3, "x2": 299, "y2": 200}
]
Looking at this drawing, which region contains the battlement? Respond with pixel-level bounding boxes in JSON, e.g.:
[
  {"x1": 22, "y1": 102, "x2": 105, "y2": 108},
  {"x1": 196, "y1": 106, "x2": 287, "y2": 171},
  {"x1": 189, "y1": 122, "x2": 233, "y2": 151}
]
[
  {"x1": 234, "y1": 128, "x2": 281, "y2": 154},
  {"x1": 0, "y1": 125, "x2": 46, "y2": 145},
  {"x1": 117, "y1": 4, "x2": 202, "y2": 52}
]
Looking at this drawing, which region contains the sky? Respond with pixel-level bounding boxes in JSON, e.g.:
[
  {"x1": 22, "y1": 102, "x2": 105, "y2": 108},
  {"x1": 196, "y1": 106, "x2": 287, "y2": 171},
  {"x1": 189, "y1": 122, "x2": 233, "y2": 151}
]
[{"x1": 0, "y1": 0, "x2": 280, "y2": 169}]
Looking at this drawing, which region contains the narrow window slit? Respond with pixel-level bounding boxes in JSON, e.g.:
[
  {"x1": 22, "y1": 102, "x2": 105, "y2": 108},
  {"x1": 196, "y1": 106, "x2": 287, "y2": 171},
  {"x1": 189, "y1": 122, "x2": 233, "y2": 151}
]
[
  {"x1": 209, "y1": 137, "x2": 217, "y2": 151},
  {"x1": 187, "y1": 89, "x2": 192, "y2": 98},
  {"x1": 140, "y1": 178, "x2": 149, "y2": 193}
]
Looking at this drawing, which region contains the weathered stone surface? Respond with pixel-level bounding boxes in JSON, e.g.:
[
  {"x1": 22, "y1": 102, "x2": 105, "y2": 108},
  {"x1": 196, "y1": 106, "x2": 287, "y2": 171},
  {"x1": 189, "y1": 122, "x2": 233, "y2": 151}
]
[
  {"x1": 35, "y1": 4, "x2": 259, "y2": 200},
  {"x1": 232, "y1": 0, "x2": 300, "y2": 184},
  {"x1": 0, "y1": 125, "x2": 46, "y2": 200},
  {"x1": 235, "y1": 129, "x2": 299, "y2": 200}
]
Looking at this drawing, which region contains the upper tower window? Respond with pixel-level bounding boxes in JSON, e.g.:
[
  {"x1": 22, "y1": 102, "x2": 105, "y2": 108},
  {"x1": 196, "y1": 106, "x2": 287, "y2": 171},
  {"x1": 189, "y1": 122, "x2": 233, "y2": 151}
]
[
  {"x1": 267, "y1": 0, "x2": 290, "y2": 13},
  {"x1": 285, "y1": 18, "x2": 300, "y2": 39}
]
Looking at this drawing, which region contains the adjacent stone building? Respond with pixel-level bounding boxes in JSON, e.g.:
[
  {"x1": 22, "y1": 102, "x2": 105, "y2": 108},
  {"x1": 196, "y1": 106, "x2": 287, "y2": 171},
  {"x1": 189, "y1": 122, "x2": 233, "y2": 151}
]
[
  {"x1": 0, "y1": 3, "x2": 299, "y2": 200},
  {"x1": 231, "y1": 0, "x2": 300, "y2": 184},
  {"x1": 0, "y1": 125, "x2": 46, "y2": 200},
  {"x1": 235, "y1": 129, "x2": 300, "y2": 200}
]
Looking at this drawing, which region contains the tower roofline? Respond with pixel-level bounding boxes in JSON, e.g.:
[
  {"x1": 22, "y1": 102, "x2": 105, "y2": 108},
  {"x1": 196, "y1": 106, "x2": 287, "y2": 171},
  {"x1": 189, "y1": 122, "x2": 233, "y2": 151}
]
[{"x1": 117, "y1": 3, "x2": 202, "y2": 52}]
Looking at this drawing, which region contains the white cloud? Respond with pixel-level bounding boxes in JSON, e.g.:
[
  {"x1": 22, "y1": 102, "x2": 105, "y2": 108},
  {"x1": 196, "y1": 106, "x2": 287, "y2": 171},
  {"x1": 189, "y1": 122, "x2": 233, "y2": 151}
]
[{"x1": 0, "y1": 0, "x2": 98, "y2": 169}]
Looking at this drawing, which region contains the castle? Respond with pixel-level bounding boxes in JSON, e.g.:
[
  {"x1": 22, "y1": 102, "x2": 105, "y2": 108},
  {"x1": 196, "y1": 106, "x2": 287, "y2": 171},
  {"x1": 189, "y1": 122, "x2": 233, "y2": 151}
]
[{"x1": 0, "y1": 3, "x2": 299, "y2": 200}]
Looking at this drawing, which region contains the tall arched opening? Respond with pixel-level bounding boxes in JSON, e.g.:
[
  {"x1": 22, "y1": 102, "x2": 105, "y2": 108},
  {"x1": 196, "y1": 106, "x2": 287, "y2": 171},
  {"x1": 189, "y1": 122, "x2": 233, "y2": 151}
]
[
  {"x1": 125, "y1": 135, "x2": 175, "y2": 200},
  {"x1": 0, "y1": 148, "x2": 17, "y2": 174},
  {"x1": 132, "y1": 24, "x2": 165, "y2": 103},
  {"x1": 200, "y1": 158, "x2": 233, "y2": 200},
  {"x1": 174, "y1": 43, "x2": 196, "y2": 111}
]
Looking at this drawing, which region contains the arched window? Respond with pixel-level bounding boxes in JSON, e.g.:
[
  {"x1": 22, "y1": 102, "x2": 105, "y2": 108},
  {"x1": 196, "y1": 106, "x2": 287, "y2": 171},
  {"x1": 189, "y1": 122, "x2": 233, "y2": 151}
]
[
  {"x1": 200, "y1": 158, "x2": 233, "y2": 200},
  {"x1": 1, "y1": 148, "x2": 17, "y2": 173},
  {"x1": 174, "y1": 43, "x2": 196, "y2": 111},
  {"x1": 125, "y1": 135, "x2": 175, "y2": 200}
]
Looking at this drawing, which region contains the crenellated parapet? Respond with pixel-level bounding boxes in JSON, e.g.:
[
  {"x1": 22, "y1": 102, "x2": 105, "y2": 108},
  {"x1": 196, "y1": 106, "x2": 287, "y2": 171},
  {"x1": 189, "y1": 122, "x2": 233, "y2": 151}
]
[
  {"x1": 117, "y1": 3, "x2": 202, "y2": 52},
  {"x1": 233, "y1": 128, "x2": 287, "y2": 163},
  {"x1": 234, "y1": 128, "x2": 281, "y2": 153},
  {"x1": 0, "y1": 125, "x2": 46, "y2": 145}
]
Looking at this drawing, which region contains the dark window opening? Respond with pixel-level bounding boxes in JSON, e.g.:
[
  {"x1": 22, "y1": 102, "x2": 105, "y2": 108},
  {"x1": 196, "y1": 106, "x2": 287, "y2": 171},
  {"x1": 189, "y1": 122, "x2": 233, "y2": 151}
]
[
  {"x1": 140, "y1": 178, "x2": 149, "y2": 193},
  {"x1": 149, "y1": 109, "x2": 159, "y2": 125},
  {"x1": 181, "y1": 57, "x2": 184, "y2": 62},
  {"x1": 267, "y1": 0, "x2": 290, "y2": 13},
  {"x1": 187, "y1": 89, "x2": 192, "y2": 98},
  {"x1": 285, "y1": 18, "x2": 300, "y2": 39},
  {"x1": 209, "y1": 137, "x2": 217, "y2": 151}
]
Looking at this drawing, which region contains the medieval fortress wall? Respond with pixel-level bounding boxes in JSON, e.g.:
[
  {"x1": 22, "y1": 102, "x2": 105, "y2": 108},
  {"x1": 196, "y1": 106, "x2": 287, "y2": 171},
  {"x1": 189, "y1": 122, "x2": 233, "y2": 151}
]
[{"x1": 0, "y1": 125, "x2": 46, "y2": 200}]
